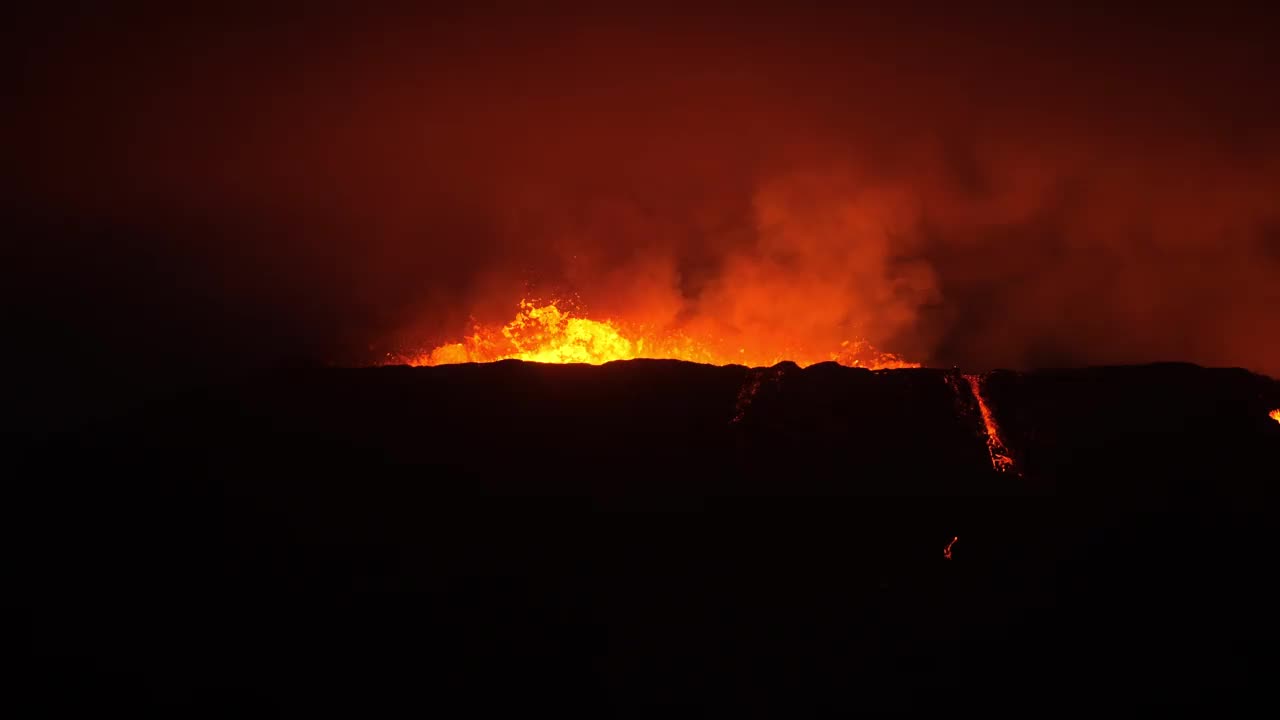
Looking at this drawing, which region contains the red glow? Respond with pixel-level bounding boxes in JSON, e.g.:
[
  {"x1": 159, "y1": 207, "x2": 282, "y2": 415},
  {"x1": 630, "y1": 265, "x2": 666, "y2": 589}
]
[
  {"x1": 944, "y1": 536, "x2": 958, "y2": 560},
  {"x1": 10, "y1": 11, "x2": 1280, "y2": 380}
]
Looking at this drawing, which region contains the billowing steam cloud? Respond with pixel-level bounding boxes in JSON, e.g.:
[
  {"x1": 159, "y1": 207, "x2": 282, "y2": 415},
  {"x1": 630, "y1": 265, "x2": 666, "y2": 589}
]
[{"x1": 8, "y1": 6, "x2": 1280, "y2": 381}]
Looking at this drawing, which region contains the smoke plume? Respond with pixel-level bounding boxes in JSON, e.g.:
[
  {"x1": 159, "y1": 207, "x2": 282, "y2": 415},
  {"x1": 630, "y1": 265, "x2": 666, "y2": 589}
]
[{"x1": 7, "y1": 5, "x2": 1279, "y2": 389}]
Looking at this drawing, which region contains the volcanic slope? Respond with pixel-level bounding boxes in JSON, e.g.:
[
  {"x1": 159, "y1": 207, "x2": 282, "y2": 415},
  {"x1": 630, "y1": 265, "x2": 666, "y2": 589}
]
[{"x1": 15, "y1": 361, "x2": 1280, "y2": 714}]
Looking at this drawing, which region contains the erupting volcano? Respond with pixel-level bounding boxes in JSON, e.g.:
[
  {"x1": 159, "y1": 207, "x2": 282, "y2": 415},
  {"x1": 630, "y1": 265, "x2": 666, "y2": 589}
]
[
  {"x1": 13, "y1": 5, "x2": 1280, "y2": 714},
  {"x1": 398, "y1": 299, "x2": 919, "y2": 370}
]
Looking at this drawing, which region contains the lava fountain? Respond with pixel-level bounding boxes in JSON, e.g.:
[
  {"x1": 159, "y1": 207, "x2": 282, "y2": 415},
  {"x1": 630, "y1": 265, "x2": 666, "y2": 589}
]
[
  {"x1": 398, "y1": 299, "x2": 918, "y2": 370},
  {"x1": 1270, "y1": 409, "x2": 1280, "y2": 425}
]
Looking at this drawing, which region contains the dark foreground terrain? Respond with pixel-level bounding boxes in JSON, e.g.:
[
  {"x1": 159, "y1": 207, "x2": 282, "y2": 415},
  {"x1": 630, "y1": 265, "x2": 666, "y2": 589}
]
[{"x1": 12, "y1": 360, "x2": 1280, "y2": 715}]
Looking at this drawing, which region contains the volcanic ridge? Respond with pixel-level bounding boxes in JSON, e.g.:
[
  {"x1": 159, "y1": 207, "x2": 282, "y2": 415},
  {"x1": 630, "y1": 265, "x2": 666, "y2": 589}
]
[{"x1": 15, "y1": 360, "x2": 1280, "y2": 714}]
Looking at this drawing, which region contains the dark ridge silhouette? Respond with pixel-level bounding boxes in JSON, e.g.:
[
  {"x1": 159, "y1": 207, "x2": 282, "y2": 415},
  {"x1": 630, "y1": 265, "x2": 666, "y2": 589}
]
[{"x1": 14, "y1": 361, "x2": 1280, "y2": 715}]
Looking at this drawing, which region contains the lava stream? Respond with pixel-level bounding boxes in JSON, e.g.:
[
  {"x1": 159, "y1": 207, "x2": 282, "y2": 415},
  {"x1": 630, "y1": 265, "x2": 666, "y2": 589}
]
[
  {"x1": 944, "y1": 536, "x2": 958, "y2": 560},
  {"x1": 963, "y1": 374, "x2": 1019, "y2": 475}
]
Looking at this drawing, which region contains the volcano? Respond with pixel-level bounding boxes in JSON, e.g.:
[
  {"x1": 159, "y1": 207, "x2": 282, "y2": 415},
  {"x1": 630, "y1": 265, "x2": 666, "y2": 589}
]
[
  {"x1": 14, "y1": 360, "x2": 1279, "y2": 714},
  {"x1": 12, "y1": 3, "x2": 1280, "y2": 714}
]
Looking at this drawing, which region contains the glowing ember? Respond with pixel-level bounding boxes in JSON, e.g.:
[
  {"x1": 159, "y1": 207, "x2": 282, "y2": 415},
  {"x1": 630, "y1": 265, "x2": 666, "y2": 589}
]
[
  {"x1": 731, "y1": 365, "x2": 789, "y2": 424},
  {"x1": 963, "y1": 374, "x2": 1019, "y2": 475},
  {"x1": 944, "y1": 536, "x2": 958, "y2": 560},
  {"x1": 402, "y1": 299, "x2": 918, "y2": 370},
  {"x1": 1270, "y1": 409, "x2": 1280, "y2": 425}
]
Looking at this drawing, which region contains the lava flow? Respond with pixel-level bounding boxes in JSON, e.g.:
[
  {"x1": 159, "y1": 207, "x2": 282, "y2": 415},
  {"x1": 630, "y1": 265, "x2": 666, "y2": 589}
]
[
  {"x1": 400, "y1": 300, "x2": 918, "y2": 370},
  {"x1": 944, "y1": 536, "x2": 958, "y2": 560},
  {"x1": 963, "y1": 374, "x2": 1019, "y2": 474}
]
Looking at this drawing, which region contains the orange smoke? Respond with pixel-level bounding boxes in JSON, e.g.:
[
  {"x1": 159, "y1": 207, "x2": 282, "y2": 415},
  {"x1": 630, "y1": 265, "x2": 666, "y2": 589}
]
[
  {"x1": 963, "y1": 374, "x2": 1019, "y2": 475},
  {"x1": 10, "y1": 10, "x2": 1280, "y2": 380},
  {"x1": 402, "y1": 299, "x2": 918, "y2": 370},
  {"x1": 944, "y1": 535, "x2": 958, "y2": 560}
]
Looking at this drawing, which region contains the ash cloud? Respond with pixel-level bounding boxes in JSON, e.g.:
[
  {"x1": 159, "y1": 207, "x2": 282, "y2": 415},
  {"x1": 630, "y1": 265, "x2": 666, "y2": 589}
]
[{"x1": 7, "y1": 5, "x2": 1280, "y2": 389}]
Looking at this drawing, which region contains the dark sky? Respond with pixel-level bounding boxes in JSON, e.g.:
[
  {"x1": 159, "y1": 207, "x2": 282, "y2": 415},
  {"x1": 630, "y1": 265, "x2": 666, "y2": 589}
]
[{"x1": 6, "y1": 3, "x2": 1279, "y2": 423}]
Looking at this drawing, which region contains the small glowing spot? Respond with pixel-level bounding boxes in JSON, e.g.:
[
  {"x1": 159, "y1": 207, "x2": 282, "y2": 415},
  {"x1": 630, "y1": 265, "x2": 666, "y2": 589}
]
[{"x1": 944, "y1": 536, "x2": 958, "y2": 560}]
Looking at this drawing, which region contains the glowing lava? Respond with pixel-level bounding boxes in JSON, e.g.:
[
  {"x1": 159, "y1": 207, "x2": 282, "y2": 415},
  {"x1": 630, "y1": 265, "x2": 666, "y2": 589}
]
[
  {"x1": 963, "y1": 374, "x2": 1019, "y2": 474},
  {"x1": 402, "y1": 300, "x2": 918, "y2": 370},
  {"x1": 1270, "y1": 409, "x2": 1280, "y2": 425},
  {"x1": 944, "y1": 536, "x2": 958, "y2": 560}
]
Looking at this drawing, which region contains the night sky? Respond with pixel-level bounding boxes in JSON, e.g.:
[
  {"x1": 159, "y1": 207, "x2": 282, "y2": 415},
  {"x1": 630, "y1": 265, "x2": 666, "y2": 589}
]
[{"x1": 6, "y1": 4, "x2": 1279, "y2": 425}]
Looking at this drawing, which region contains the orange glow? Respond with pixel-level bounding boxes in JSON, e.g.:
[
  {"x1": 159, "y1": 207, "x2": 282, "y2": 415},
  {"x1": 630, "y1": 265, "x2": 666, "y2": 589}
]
[
  {"x1": 963, "y1": 374, "x2": 1018, "y2": 474},
  {"x1": 944, "y1": 536, "x2": 957, "y2": 560},
  {"x1": 1270, "y1": 409, "x2": 1280, "y2": 425},
  {"x1": 401, "y1": 299, "x2": 919, "y2": 370}
]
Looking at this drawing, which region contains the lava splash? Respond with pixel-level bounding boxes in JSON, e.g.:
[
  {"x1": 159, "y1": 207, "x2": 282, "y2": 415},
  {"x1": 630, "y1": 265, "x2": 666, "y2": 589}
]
[
  {"x1": 399, "y1": 300, "x2": 918, "y2": 370},
  {"x1": 1270, "y1": 409, "x2": 1280, "y2": 425}
]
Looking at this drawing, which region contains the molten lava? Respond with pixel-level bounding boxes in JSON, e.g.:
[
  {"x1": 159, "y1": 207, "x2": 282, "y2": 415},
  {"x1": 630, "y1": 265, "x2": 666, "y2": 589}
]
[
  {"x1": 944, "y1": 536, "x2": 958, "y2": 560},
  {"x1": 963, "y1": 374, "x2": 1019, "y2": 475},
  {"x1": 1270, "y1": 409, "x2": 1280, "y2": 425},
  {"x1": 402, "y1": 300, "x2": 918, "y2": 370}
]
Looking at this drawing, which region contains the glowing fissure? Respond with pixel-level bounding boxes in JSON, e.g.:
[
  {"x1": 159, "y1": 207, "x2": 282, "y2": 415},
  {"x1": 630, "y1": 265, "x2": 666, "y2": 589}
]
[
  {"x1": 963, "y1": 374, "x2": 1019, "y2": 475},
  {"x1": 401, "y1": 299, "x2": 918, "y2": 370},
  {"x1": 944, "y1": 536, "x2": 958, "y2": 560}
]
